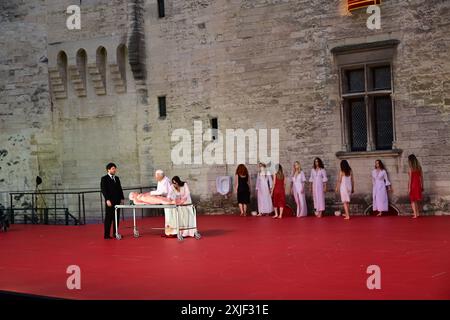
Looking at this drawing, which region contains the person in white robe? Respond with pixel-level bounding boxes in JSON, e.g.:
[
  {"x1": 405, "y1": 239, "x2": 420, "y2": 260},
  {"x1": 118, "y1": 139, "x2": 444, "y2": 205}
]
[
  {"x1": 309, "y1": 157, "x2": 328, "y2": 218},
  {"x1": 372, "y1": 160, "x2": 392, "y2": 216},
  {"x1": 291, "y1": 161, "x2": 307, "y2": 217},
  {"x1": 149, "y1": 170, "x2": 175, "y2": 235},
  {"x1": 150, "y1": 169, "x2": 171, "y2": 196},
  {"x1": 255, "y1": 163, "x2": 273, "y2": 216},
  {"x1": 165, "y1": 176, "x2": 197, "y2": 237}
]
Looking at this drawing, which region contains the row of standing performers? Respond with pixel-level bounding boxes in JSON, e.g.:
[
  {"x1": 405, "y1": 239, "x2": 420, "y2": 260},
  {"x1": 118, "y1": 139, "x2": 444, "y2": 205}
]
[{"x1": 234, "y1": 155, "x2": 424, "y2": 220}]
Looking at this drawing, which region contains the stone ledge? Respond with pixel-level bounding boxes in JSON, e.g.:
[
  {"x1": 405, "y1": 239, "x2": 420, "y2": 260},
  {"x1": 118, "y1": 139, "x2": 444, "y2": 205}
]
[
  {"x1": 336, "y1": 149, "x2": 403, "y2": 159},
  {"x1": 330, "y1": 39, "x2": 400, "y2": 55}
]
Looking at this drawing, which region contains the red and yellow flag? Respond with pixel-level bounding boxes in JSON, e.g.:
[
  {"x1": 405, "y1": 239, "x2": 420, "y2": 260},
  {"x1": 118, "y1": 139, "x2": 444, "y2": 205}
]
[{"x1": 348, "y1": 0, "x2": 381, "y2": 11}]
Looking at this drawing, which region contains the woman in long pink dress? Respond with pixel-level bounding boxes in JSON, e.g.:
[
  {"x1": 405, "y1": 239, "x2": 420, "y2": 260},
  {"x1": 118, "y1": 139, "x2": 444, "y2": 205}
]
[
  {"x1": 271, "y1": 164, "x2": 286, "y2": 219},
  {"x1": 372, "y1": 159, "x2": 391, "y2": 216},
  {"x1": 255, "y1": 162, "x2": 273, "y2": 216},
  {"x1": 290, "y1": 161, "x2": 307, "y2": 217},
  {"x1": 309, "y1": 157, "x2": 328, "y2": 218}
]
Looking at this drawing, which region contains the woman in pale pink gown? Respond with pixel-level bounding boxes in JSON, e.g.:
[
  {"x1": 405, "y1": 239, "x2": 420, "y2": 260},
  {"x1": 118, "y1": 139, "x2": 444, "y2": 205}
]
[
  {"x1": 255, "y1": 162, "x2": 273, "y2": 216},
  {"x1": 290, "y1": 161, "x2": 307, "y2": 217},
  {"x1": 335, "y1": 160, "x2": 354, "y2": 220},
  {"x1": 309, "y1": 157, "x2": 328, "y2": 218},
  {"x1": 372, "y1": 159, "x2": 391, "y2": 216}
]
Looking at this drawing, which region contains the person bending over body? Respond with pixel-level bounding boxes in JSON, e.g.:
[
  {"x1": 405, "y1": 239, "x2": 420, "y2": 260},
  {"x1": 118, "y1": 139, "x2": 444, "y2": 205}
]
[{"x1": 128, "y1": 169, "x2": 175, "y2": 205}]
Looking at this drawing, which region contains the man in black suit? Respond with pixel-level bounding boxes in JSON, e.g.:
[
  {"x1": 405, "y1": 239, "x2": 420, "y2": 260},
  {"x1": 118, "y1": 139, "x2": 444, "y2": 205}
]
[{"x1": 101, "y1": 163, "x2": 125, "y2": 239}]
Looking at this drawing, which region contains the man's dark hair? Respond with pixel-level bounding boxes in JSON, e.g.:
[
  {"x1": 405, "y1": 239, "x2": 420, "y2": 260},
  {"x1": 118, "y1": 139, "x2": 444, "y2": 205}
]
[{"x1": 106, "y1": 163, "x2": 117, "y2": 170}]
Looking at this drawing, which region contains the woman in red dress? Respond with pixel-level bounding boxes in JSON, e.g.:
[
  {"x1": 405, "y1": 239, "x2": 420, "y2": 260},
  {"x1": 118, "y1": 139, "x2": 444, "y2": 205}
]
[
  {"x1": 408, "y1": 154, "x2": 424, "y2": 218},
  {"x1": 271, "y1": 164, "x2": 286, "y2": 219}
]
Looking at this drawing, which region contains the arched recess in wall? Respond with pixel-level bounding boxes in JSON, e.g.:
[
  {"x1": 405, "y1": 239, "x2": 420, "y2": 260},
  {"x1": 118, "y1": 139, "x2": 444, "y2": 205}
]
[
  {"x1": 96, "y1": 46, "x2": 107, "y2": 91},
  {"x1": 117, "y1": 44, "x2": 128, "y2": 92},
  {"x1": 57, "y1": 51, "x2": 68, "y2": 93},
  {"x1": 76, "y1": 48, "x2": 87, "y2": 92}
]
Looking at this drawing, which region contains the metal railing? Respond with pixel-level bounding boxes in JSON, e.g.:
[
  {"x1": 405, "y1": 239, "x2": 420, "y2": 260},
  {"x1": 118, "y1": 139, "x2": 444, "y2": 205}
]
[{"x1": 8, "y1": 186, "x2": 156, "y2": 225}]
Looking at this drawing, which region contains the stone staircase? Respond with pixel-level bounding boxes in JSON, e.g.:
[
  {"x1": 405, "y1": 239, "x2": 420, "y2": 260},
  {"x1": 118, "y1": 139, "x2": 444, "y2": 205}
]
[
  {"x1": 48, "y1": 67, "x2": 67, "y2": 99},
  {"x1": 50, "y1": 60, "x2": 132, "y2": 98},
  {"x1": 87, "y1": 63, "x2": 106, "y2": 95},
  {"x1": 68, "y1": 65, "x2": 87, "y2": 97},
  {"x1": 109, "y1": 63, "x2": 126, "y2": 94}
]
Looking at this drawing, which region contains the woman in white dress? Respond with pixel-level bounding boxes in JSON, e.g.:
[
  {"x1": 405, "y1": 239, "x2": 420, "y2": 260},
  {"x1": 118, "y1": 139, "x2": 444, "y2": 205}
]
[
  {"x1": 309, "y1": 157, "x2": 328, "y2": 218},
  {"x1": 372, "y1": 159, "x2": 392, "y2": 216},
  {"x1": 290, "y1": 161, "x2": 307, "y2": 217},
  {"x1": 335, "y1": 160, "x2": 354, "y2": 220},
  {"x1": 255, "y1": 162, "x2": 273, "y2": 216},
  {"x1": 165, "y1": 176, "x2": 197, "y2": 237}
]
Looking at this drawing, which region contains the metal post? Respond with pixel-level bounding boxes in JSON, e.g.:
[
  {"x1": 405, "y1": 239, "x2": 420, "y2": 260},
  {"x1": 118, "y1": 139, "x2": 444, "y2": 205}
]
[
  {"x1": 31, "y1": 194, "x2": 35, "y2": 224},
  {"x1": 9, "y1": 193, "x2": 14, "y2": 224},
  {"x1": 82, "y1": 193, "x2": 86, "y2": 225},
  {"x1": 114, "y1": 207, "x2": 120, "y2": 239},
  {"x1": 133, "y1": 207, "x2": 137, "y2": 234},
  {"x1": 140, "y1": 188, "x2": 144, "y2": 218},
  {"x1": 44, "y1": 208, "x2": 49, "y2": 225},
  {"x1": 54, "y1": 193, "x2": 57, "y2": 223},
  {"x1": 78, "y1": 193, "x2": 81, "y2": 223},
  {"x1": 54, "y1": 193, "x2": 57, "y2": 221}
]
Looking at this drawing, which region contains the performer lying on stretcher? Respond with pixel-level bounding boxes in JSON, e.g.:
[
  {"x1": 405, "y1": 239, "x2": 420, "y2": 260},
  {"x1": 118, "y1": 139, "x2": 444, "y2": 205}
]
[
  {"x1": 128, "y1": 191, "x2": 175, "y2": 205},
  {"x1": 129, "y1": 173, "x2": 197, "y2": 238},
  {"x1": 128, "y1": 170, "x2": 190, "y2": 206},
  {"x1": 128, "y1": 191, "x2": 189, "y2": 205}
]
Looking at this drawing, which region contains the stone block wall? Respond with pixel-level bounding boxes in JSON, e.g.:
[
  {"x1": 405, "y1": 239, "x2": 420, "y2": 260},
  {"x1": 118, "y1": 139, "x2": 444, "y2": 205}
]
[{"x1": 1, "y1": 0, "x2": 449, "y2": 217}]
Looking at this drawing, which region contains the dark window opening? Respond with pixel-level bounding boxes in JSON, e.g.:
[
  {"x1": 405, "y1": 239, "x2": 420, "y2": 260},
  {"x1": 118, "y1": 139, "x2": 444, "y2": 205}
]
[
  {"x1": 349, "y1": 98, "x2": 367, "y2": 152},
  {"x1": 157, "y1": 0, "x2": 165, "y2": 18},
  {"x1": 374, "y1": 96, "x2": 393, "y2": 150},
  {"x1": 345, "y1": 68, "x2": 365, "y2": 93},
  {"x1": 211, "y1": 117, "x2": 218, "y2": 141},
  {"x1": 341, "y1": 63, "x2": 394, "y2": 152},
  {"x1": 372, "y1": 66, "x2": 391, "y2": 91},
  {"x1": 158, "y1": 96, "x2": 166, "y2": 118}
]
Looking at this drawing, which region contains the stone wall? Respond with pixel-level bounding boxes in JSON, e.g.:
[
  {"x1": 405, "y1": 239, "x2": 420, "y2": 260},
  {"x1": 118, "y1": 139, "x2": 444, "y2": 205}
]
[
  {"x1": 1, "y1": 0, "x2": 449, "y2": 217},
  {"x1": 144, "y1": 0, "x2": 450, "y2": 215},
  {"x1": 0, "y1": 0, "x2": 56, "y2": 209}
]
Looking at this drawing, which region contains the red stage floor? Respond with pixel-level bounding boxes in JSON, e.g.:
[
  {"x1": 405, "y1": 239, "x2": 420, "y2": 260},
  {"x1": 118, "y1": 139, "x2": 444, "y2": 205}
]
[{"x1": 0, "y1": 215, "x2": 449, "y2": 300}]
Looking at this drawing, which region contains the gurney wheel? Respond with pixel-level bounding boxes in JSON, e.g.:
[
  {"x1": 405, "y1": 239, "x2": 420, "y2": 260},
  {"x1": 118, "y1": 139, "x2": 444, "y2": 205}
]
[
  {"x1": 115, "y1": 234, "x2": 122, "y2": 240},
  {"x1": 134, "y1": 230, "x2": 140, "y2": 238},
  {"x1": 194, "y1": 232, "x2": 201, "y2": 240},
  {"x1": 177, "y1": 234, "x2": 184, "y2": 241}
]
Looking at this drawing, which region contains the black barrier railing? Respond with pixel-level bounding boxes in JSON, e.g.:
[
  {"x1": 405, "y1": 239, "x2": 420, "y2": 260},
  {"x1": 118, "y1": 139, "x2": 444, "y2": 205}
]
[{"x1": 8, "y1": 186, "x2": 156, "y2": 225}]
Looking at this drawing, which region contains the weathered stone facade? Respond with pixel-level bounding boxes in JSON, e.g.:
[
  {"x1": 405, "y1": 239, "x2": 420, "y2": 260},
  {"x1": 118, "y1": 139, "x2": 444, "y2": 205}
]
[{"x1": 1, "y1": 0, "x2": 449, "y2": 218}]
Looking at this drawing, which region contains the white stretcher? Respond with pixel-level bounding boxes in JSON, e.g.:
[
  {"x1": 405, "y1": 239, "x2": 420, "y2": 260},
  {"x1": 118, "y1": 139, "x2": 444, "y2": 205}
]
[{"x1": 114, "y1": 203, "x2": 201, "y2": 241}]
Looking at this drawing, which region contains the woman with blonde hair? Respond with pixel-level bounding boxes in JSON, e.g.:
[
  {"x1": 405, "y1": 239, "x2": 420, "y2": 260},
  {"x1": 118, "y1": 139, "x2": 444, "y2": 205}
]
[{"x1": 290, "y1": 161, "x2": 307, "y2": 217}]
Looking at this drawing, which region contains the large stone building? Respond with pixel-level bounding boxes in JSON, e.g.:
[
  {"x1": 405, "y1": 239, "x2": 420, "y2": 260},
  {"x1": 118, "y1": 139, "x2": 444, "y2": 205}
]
[{"x1": 1, "y1": 0, "x2": 449, "y2": 219}]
